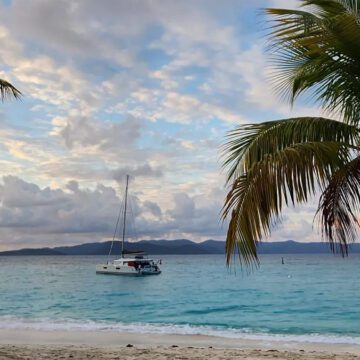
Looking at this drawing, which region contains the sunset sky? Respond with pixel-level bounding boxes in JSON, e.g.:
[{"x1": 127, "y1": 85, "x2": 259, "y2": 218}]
[{"x1": 0, "y1": 0, "x2": 326, "y2": 250}]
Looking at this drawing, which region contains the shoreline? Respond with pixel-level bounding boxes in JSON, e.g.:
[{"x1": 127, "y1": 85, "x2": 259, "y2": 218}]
[
  {"x1": 2, "y1": 316, "x2": 360, "y2": 345},
  {"x1": 0, "y1": 328, "x2": 360, "y2": 354}
]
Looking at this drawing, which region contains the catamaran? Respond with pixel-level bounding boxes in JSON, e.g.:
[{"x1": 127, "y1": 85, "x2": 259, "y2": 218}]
[{"x1": 96, "y1": 175, "x2": 161, "y2": 276}]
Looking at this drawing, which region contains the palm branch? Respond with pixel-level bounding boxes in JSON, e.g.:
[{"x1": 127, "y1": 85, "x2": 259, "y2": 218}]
[
  {"x1": 223, "y1": 1, "x2": 360, "y2": 265},
  {"x1": 266, "y1": 0, "x2": 360, "y2": 123},
  {"x1": 222, "y1": 117, "x2": 359, "y2": 265},
  {"x1": 0, "y1": 79, "x2": 22, "y2": 101},
  {"x1": 317, "y1": 156, "x2": 360, "y2": 255}
]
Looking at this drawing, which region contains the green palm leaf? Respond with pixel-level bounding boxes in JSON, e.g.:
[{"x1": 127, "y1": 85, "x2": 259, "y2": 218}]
[
  {"x1": 316, "y1": 155, "x2": 360, "y2": 255},
  {"x1": 223, "y1": 117, "x2": 358, "y2": 265},
  {"x1": 223, "y1": 117, "x2": 359, "y2": 182},
  {"x1": 222, "y1": 1, "x2": 360, "y2": 266},
  {"x1": 266, "y1": 0, "x2": 360, "y2": 123}
]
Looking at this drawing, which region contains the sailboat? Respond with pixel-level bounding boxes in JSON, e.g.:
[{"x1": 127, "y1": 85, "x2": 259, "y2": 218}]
[{"x1": 96, "y1": 175, "x2": 161, "y2": 276}]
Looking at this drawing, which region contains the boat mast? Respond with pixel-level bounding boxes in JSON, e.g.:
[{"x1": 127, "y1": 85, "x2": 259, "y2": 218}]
[{"x1": 121, "y1": 175, "x2": 129, "y2": 257}]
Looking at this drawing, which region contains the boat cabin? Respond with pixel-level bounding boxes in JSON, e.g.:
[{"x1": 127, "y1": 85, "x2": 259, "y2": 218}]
[{"x1": 113, "y1": 257, "x2": 156, "y2": 269}]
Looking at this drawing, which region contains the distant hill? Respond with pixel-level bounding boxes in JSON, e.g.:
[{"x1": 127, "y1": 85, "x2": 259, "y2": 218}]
[
  {"x1": 1, "y1": 239, "x2": 360, "y2": 256},
  {"x1": 0, "y1": 248, "x2": 64, "y2": 256}
]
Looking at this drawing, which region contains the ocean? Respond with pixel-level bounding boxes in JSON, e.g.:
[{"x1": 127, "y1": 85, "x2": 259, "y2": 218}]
[{"x1": 1, "y1": 254, "x2": 360, "y2": 344}]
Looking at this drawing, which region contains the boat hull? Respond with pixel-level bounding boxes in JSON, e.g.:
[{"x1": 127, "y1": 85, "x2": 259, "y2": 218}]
[{"x1": 95, "y1": 264, "x2": 161, "y2": 276}]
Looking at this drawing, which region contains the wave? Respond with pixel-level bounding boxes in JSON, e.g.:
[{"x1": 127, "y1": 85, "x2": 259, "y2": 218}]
[{"x1": 0, "y1": 315, "x2": 360, "y2": 345}]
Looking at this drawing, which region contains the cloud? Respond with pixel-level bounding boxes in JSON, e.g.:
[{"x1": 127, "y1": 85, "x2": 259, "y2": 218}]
[
  {"x1": 124, "y1": 90, "x2": 246, "y2": 124},
  {"x1": 111, "y1": 164, "x2": 163, "y2": 182},
  {"x1": 0, "y1": 176, "x2": 226, "y2": 250},
  {"x1": 0, "y1": 0, "x2": 328, "y2": 251},
  {"x1": 168, "y1": 193, "x2": 195, "y2": 220},
  {"x1": 0, "y1": 174, "x2": 324, "y2": 251},
  {"x1": 268, "y1": 0, "x2": 299, "y2": 9},
  {"x1": 54, "y1": 115, "x2": 143, "y2": 150},
  {"x1": 143, "y1": 200, "x2": 162, "y2": 218}
]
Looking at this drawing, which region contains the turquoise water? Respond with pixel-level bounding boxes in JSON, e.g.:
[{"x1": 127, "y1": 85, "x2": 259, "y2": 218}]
[{"x1": 1, "y1": 254, "x2": 360, "y2": 343}]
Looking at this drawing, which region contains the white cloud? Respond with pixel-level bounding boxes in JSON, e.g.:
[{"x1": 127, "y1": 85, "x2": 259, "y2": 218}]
[
  {"x1": 0, "y1": 176, "x2": 226, "y2": 250},
  {"x1": 53, "y1": 115, "x2": 143, "y2": 150},
  {"x1": 0, "y1": 0, "x2": 333, "y2": 251},
  {"x1": 268, "y1": 0, "x2": 299, "y2": 9},
  {"x1": 124, "y1": 90, "x2": 246, "y2": 124}
]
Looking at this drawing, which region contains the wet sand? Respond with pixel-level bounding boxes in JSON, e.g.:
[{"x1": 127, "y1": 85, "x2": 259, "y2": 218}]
[{"x1": 0, "y1": 329, "x2": 359, "y2": 359}]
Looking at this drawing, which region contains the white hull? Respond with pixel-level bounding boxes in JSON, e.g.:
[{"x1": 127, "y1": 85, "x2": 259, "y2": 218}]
[{"x1": 96, "y1": 263, "x2": 161, "y2": 276}]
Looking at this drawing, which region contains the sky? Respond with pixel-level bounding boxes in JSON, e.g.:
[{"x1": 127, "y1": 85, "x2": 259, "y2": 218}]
[{"x1": 0, "y1": 0, "x2": 326, "y2": 251}]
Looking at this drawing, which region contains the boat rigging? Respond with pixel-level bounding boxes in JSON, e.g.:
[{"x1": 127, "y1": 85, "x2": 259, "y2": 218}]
[{"x1": 96, "y1": 175, "x2": 161, "y2": 276}]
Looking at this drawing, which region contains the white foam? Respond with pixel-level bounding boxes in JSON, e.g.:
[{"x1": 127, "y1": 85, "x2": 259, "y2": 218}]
[{"x1": 0, "y1": 316, "x2": 360, "y2": 345}]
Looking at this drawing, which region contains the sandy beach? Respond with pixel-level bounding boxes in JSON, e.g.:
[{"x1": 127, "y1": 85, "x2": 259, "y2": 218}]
[
  {"x1": 0, "y1": 329, "x2": 360, "y2": 359},
  {"x1": 2, "y1": 345, "x2": 360, "y2": 360}
]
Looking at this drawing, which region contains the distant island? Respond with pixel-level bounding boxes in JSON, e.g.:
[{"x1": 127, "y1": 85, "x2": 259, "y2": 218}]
[{"x1": 1, "y1": 239, "x2": 360, "y2": 256}]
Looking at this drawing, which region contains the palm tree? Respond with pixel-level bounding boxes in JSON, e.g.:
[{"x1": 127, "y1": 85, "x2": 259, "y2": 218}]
[
  {"x1": 0, "y1": 79, "x2": 21, "y2": 101},
  {"x1": 222, "y1": 0, "x2": 360, "y2": 266}
]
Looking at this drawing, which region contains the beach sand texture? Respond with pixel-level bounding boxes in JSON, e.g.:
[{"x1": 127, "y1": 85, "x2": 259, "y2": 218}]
[
  {"x1": 1, "y1": 329, "x2": 360, "y2": 359},
  {"x1": 1, "y1": 345, "x2": 360, "y2": 360}
]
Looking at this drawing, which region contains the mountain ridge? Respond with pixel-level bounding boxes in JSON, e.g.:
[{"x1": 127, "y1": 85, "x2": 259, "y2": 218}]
[{"x1": 1, "y1": 239, "x2": 360, "y2": 256}]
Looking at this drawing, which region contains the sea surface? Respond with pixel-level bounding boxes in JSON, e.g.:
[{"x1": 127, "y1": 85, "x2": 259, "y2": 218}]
[{"x1": 1, "y1": 254, "x2": 360, "y2": 344}]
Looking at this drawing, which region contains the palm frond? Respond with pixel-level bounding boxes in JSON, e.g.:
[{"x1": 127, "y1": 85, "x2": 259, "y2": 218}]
[
  {"x1": 223, "y1": 1, "x2": 360, "y2": 266},
  {"x1": 0, "y1": 79, "x2": 22, "y2": 101},
  {"x1": 223, "y1": 117, "x2": 359, "y2": 183},
  {"x1": 316, "y1": 155, "x2": 360, "y2": 255},
  {"x1": 265, "y1": 1, "x2": 360, "y2": 123},
  {"x1": 223, "y1": 136, "x2": 352, "y2": 266},
  {"x1": 302, "y1": 0, "x2": 360, "y2": 16}
]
